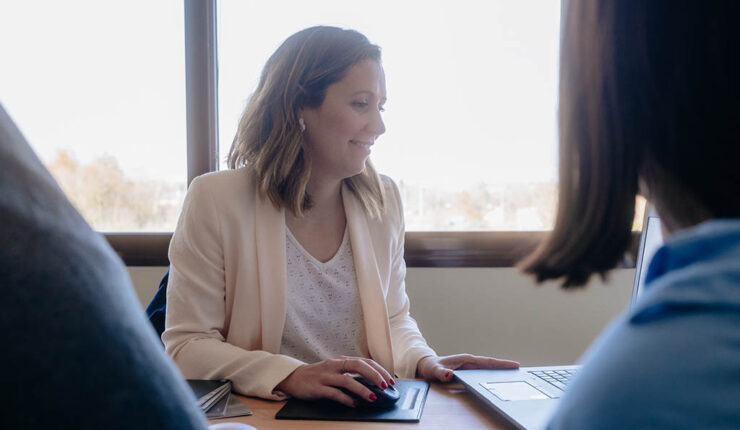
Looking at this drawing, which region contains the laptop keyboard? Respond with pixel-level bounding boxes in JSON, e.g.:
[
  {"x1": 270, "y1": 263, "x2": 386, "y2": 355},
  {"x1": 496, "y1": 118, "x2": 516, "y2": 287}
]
[{"x1": 528, "y1": 369, "x2": 578, "y2": 391}]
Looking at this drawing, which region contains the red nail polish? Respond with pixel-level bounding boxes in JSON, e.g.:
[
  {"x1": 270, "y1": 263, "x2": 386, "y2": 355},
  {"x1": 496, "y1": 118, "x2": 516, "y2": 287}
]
[
  {"x1": 381, "y1": 381, "x2": 388, "y2": 389},
  {"x1": 389, "y1": 378, "x2": 396, "y2": 385},
  {"x1": 445, "y1": 371, "x2": 452, "y2": 378},
  {"x1": 369, "y1": 393, "x2": 377, "y2": 401}
]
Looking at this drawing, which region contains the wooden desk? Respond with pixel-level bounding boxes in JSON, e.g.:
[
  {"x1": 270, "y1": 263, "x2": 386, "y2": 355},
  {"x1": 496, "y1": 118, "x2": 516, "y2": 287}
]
[{"x1": 210, "y1": 382, "x2": 515, "y2": 429}]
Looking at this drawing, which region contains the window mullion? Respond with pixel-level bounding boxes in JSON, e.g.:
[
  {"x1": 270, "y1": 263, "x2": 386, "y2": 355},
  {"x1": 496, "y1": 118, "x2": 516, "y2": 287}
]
[{"x1": 184, "y1": 0, "x2": 219, "y2": 185}]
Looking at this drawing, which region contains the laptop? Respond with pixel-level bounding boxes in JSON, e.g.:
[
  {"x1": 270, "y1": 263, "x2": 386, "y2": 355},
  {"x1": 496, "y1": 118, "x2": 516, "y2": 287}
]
[{"x1": 455, "y1": 214, "x2": 663, "y2": 430}]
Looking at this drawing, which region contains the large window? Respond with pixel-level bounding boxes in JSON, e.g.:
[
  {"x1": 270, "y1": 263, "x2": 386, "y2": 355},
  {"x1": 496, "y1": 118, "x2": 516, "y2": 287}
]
[
  {"x1": 217, "y1": 0, "x2": 561, "y2": 231},
  {"x1": 0, "y1": 0, "x2": 186, "y2": 232},
  {"x1": 0, "y1": 1, "x2": 645, "y2": 266}
]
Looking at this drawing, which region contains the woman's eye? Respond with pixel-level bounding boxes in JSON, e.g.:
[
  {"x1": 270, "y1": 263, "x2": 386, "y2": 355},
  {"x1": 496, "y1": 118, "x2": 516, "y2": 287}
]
[
  {"x1": 352, "y1": 101, "x2": 368, "y2": 109},
  {"x1": 379, "y1": 105, "x2": 386, "y2": 113}
]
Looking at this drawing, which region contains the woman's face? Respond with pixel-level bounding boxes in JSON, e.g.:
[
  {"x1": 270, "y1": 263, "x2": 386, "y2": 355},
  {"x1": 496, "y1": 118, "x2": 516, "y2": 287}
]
[{"x1": 301, "y1": 59, "x2": 386, "y2": 181}]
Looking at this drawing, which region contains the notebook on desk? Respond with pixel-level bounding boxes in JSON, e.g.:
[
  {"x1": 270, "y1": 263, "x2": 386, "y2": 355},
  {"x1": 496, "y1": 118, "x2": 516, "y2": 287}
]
[
  {"x1": 188, "y1": 379, "x2": 232, "y2": 412},
  {"x1": 186, "y1": 379, "x2": 252, "y2": 419},
  {"x1": 456, "y1": 214, "x2": 663, "y2": 430}
]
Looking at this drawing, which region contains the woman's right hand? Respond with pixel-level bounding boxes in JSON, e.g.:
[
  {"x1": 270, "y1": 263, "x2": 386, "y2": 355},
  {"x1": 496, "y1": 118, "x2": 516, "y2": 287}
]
[{"x1": 275, "y1": 356, "x2": 395, "y2": 407}]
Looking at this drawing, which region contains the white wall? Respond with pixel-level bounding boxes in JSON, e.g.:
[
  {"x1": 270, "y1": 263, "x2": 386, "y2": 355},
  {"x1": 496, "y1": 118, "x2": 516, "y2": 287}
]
[
  {"x1": 127, "y1": 266, "x2": 633, "y2": 366},
  {"x1": 405, "y1": 267, "x2": 633, "y2": 365}
]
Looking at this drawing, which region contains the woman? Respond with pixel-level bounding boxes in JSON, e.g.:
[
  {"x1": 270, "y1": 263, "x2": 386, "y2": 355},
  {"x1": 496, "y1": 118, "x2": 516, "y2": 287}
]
[
  {"x1": 163, "y1": 26, "x2": 518, "y2": 407},
  {"x1": 522, "y1": 1, "x2": 740, "y2": 428}
]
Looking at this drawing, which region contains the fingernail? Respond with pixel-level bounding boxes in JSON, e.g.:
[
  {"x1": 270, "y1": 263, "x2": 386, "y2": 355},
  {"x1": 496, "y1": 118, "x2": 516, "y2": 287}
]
[
  {"x1": 352, "y1": 400, "x2": 359, "y2": 407},
  {"x1": 369, "y1": 393, "x2": 377, "y2": 401},
  {"x1": 389, "y1": 378, "x2": 396, "y2": 385},
  {"x1": 381, "y1": 381, "x2": 388, "y2": 389},
  {"x1": 445, "y1": 371, "x2": 452, "y2": 379}
]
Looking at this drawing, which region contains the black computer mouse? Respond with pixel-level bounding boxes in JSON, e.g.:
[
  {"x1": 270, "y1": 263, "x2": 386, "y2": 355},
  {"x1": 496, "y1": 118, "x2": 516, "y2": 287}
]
[{"x1": 343, "y1": 375, "x2": 400, "y2": 409}]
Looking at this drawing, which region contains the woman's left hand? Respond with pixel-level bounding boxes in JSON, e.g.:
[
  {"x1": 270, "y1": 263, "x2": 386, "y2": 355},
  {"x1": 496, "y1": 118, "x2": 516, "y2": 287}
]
[{"x1": 416, "y1": 354, "x2": 520, "y2": 383}]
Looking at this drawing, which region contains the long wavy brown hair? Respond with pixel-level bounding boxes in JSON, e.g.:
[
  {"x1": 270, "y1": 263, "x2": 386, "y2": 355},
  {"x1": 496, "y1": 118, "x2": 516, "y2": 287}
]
[{"x1": 521, "y1": 0, "x2": 740, "y2": 287}]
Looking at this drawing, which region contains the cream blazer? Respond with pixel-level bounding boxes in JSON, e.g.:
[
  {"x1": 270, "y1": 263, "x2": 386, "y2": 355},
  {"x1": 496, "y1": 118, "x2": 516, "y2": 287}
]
[{"x1": 163, "y1": 168, "x2": 436, "y2": 399}]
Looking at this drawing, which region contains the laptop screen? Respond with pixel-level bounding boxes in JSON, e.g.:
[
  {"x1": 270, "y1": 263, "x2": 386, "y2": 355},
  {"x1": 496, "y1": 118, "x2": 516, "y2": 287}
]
[{"x1": 631, "y1": 215, "x2": 663, "y2": 304}]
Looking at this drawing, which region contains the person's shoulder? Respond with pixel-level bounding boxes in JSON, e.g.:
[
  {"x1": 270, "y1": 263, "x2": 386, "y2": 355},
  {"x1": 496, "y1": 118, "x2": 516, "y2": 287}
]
[
  {"x1": 187, "y1": 167, "x2": 253, "y2": 202},
  {"x1": 549, "y1": 307, "x2": 740, "y2": 429},
  {"x1": 378, "y1": 174, "x2": 401, "y2": 204},
  {"x1": 190, "y1": 167, "x2": 251, "y2": 190},
  {"x1": 377, "y1": 174, "x2": 403, "y2": 217},
  {"x1": 547, "y1": 317, "x2": 659, "y2": 428},
  {"x1": 379, "y1": 174, "x2": 398, "y2": 191},
  {"x1": 180, "y1": 168, "x2": 256, "y2": 220}
]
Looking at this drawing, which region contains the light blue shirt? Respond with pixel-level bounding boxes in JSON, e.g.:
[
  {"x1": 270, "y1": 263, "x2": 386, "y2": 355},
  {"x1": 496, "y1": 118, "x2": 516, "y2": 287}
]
[{"x1": 548, "y1": 220, "x2": 740, "y2": 429}]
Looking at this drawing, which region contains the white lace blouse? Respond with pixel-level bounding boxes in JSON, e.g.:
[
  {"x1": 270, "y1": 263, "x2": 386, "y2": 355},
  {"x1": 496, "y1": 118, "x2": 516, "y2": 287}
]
[{"x1": 280, "y1": 227, "x2": 369, "y2": 363}]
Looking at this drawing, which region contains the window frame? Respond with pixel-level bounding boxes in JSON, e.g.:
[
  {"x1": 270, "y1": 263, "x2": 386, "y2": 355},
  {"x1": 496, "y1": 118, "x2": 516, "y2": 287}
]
[
  {"x1": 105, "y1": 0, "x2": 640, "y2": 269},
  {"x1": 107, "y1": 231, "x2": 641, "y2": 268}
]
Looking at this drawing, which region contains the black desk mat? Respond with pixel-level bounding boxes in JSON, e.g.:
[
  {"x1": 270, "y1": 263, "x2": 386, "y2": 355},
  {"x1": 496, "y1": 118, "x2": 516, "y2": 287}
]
[{"x1": 275, "y1": 380, "x2": 430, "y2": 422}]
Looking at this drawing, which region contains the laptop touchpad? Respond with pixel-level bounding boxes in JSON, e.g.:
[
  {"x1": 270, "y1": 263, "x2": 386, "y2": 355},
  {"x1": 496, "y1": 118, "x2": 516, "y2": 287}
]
[{"x1": 481, "y1": 381, "x2": 549, "y2": 401}]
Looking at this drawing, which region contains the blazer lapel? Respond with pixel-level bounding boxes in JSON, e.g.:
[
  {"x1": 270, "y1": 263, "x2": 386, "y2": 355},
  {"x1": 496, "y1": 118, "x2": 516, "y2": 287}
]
[
  {"x1": 254, "y1": 189, "x2": 287, "y2": 354},
  {"x1": 342, "y1": 184, "x2": 395, "y2": 372}
]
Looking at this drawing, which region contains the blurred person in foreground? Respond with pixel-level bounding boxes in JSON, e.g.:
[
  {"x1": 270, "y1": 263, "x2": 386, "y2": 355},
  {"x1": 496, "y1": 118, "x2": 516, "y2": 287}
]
[
  {"x1": 0, "y1": 102, "x2": 207, "y2": 428},
  {"x1": 521, "y1": 1, "x2": 740, "y2": 428}
]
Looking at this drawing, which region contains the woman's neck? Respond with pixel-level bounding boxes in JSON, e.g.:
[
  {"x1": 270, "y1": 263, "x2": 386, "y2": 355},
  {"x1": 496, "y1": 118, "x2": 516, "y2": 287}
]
[
  {"x1": 286, "y1": 175, "x2": 345, "y2": 228},
  {"x1": 305, "y1": 176, "x2": 343, "y2": 217},
  {"x1": 285, "y1": 176, "x2": 347, "y2": 262}
]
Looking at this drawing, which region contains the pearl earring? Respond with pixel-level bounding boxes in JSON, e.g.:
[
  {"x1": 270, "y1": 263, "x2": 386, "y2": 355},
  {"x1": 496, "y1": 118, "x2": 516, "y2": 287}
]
[{"x1": 298, "y1": 118, "x2": 306, "y2": 132}]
